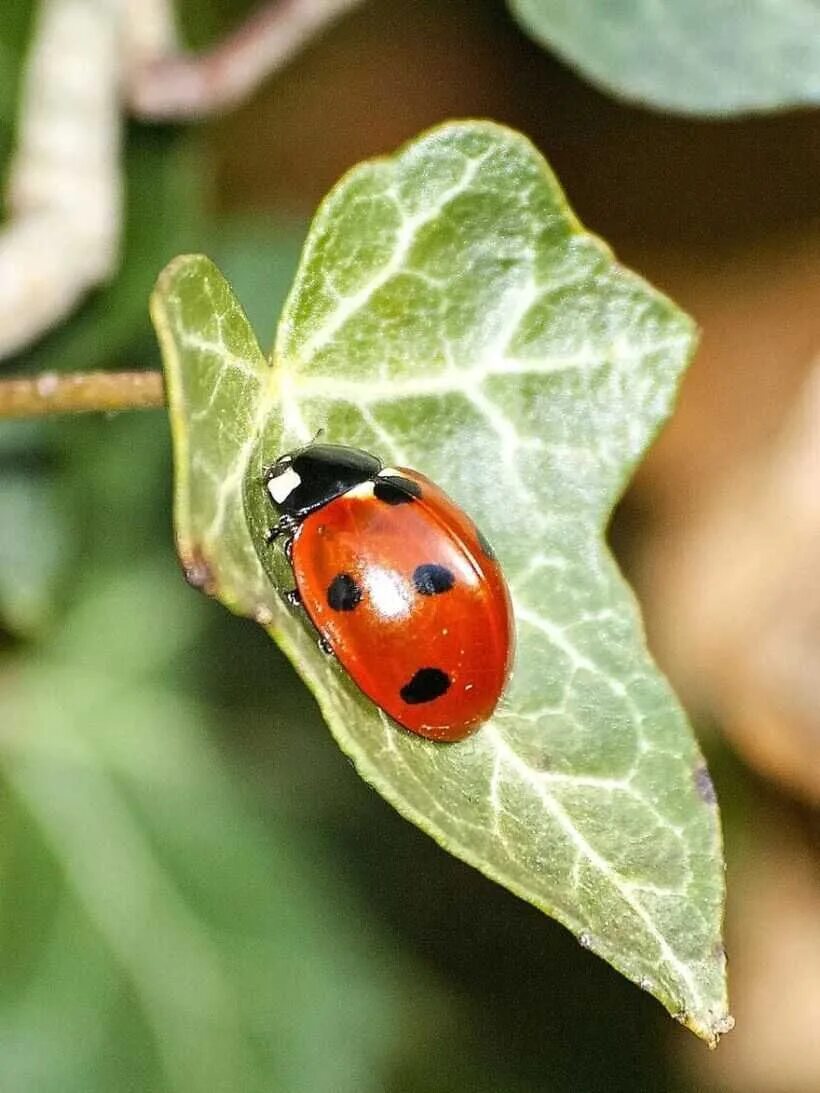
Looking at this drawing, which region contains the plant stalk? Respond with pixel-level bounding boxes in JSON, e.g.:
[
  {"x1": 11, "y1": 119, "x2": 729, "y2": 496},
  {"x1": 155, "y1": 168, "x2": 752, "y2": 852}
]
[
  {"x1": 0, "y1": 371, "x2": 165, "y2": 419},
  {"x1": 128, "y1": 0, "x2": 366, "y2": 120}
]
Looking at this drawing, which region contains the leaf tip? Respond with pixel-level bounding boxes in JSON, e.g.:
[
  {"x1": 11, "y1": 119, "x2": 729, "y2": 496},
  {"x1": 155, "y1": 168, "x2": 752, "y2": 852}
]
[
  {"x1": 152, "y1": 253, "x2": 231, "y2": 325},
  {"x1": 684, "y1": 1007, "x2": 735, "y2": 1049},
  {"x1": 153, "y1": 251, "x2": 216, "y2": 289},
  {"x1": 709, "y1": 1012, "x2": 736, "y2": 1047}
]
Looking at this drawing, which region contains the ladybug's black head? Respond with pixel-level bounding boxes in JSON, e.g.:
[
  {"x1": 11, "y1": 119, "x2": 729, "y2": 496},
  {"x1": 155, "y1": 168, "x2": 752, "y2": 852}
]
[{"x1": 264, "y1": 443, "x2": 382, "y2": 519}]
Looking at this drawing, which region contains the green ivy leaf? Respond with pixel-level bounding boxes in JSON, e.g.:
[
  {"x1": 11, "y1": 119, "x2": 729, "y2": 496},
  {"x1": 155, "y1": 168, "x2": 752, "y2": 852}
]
[
  {"x1": 151, "y1": 121, "x2": 731, "y2": 1043},
  {"x1": 509, "y1": 0, "x2": 820, "y2": 115}
]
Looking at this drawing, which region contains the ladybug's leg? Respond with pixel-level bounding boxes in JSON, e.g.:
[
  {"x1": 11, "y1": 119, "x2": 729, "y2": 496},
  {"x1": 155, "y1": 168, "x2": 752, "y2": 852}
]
[
  {"x1": 318, "y1": 636, "x2": 334, "y2": 656},
  {"x1": 265, "y1": 514, "x2": 297, "y2": 545},
  {"x1": 285, "y1": 588, "x2": 301, "y2": 607},
  {"x1": 264, "y1": 518, "x2": 285, "y2": 544}
]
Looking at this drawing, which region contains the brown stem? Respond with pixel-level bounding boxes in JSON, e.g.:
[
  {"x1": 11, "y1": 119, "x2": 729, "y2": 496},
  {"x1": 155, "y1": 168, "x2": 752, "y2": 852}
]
[
  {"x1": 127, "y1": 0, "x2": 366, "y2": 120},
  {"x1": 0, "y1": 370, "x2": 165, "y2": 418}
]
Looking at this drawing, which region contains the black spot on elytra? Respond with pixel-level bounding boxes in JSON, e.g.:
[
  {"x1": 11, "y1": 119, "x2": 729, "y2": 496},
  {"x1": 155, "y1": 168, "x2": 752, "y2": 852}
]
[
  {"x1": 327, "y1": 573, "x2": 362, "y2": 611},
  {"x1": 476, "y1": 525, "x2": 497, "y2": 560},
  {"x1": 413, "y1": 563, "x2": 455, "y2": 596},
  {"x1": 694, "y1": 765, "x2": 717, "y2": 805},
  {"x1": 400, "y1": 667, "x2": 451, "y2": 704},
  {"x1": 373, "y1": 475, "x2": 422, "y2": 505}
]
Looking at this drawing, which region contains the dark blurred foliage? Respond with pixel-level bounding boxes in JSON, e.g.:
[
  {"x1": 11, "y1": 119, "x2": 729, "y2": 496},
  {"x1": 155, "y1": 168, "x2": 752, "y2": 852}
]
[{"x1": 2, "y1": 1, "x2": 820, "y2": 1091}]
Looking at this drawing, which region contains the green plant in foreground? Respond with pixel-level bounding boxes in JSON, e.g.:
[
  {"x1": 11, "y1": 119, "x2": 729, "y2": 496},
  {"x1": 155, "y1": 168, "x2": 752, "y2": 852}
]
[{"x1": 150, "y1": 121, "x2": 731, "y2": 1043}]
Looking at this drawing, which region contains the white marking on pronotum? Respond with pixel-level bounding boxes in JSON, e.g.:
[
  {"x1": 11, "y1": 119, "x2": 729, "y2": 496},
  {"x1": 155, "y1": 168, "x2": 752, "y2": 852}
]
[
  {"x1": 267, "y1": 466, "x2": 301, "y2": 504},
  {"x1": 346, "y1": 481, "x2": 376, "y2": 500}
]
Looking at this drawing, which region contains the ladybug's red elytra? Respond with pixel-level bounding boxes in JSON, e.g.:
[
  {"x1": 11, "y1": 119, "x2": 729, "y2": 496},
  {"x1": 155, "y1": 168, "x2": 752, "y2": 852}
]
[{"x1": 263, "y1": 443, "x2": 514, "y2": 742}]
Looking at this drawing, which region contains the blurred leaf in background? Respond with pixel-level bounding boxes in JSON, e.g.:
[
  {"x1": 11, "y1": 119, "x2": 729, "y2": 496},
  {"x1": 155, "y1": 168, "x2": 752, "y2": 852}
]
[
  {"x1": 0, "y1": 422, "x2": 70, "y2": 636},
  {"x1": 0, "y1": 469, "x2": 70, "y2": 636},
  {"x1": 509, "y1": 0, "x2": 820, "y2": 115}
]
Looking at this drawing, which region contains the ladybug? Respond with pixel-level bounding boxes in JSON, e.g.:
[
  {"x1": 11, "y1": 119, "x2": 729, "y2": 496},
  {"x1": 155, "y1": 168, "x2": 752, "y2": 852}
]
[{"x1": 263, "y1": 443, "x2": 514, "y2": 742}]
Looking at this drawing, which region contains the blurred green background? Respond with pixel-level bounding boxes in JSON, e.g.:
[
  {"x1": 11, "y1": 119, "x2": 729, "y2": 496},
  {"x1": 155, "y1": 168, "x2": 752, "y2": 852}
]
[{"x1": 2, "y1": 1, "x2": 819, "y2": 1091}]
